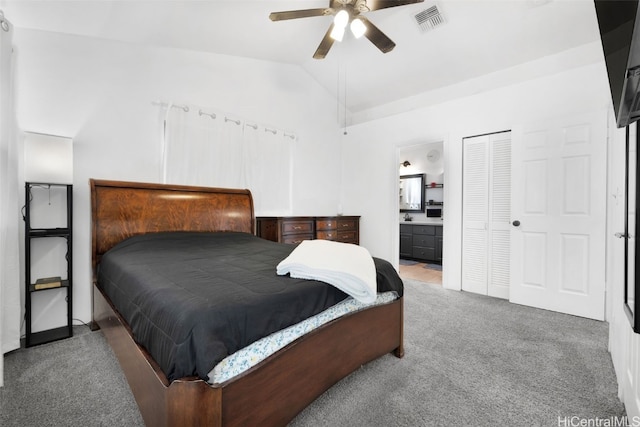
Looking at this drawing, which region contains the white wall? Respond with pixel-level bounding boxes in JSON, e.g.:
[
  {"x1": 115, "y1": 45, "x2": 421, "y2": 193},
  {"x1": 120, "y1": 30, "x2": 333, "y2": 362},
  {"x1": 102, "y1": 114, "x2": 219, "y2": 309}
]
[
  {"x1": 339, "y1": 42, "x2": 611, "y2": 294},
  {"x1": 14, "y1": 29, "x2": 344, "y2": 328}
]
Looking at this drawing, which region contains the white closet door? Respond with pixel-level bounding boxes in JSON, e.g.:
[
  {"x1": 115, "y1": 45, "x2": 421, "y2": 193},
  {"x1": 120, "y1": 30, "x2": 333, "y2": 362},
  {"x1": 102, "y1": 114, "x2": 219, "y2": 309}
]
[
  {"x1": 462, "y1": 132, "x2": 512, "y2": 299},
  {"x1": 462, "y1": 135, "x2": 489, "y2": 295},
  {"x1": 488, "y1": 134, "x2": 512, "y2": 299}
]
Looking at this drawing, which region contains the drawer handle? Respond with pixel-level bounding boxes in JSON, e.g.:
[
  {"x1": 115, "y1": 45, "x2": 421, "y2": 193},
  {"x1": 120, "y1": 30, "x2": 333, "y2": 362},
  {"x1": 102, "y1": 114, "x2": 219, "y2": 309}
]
[
  {"x1": 341, "y1": 223, "x2": 349, "y2": 227},
  {"x1": 293, "y1": 226, "x2": 302, "y2": 230}
]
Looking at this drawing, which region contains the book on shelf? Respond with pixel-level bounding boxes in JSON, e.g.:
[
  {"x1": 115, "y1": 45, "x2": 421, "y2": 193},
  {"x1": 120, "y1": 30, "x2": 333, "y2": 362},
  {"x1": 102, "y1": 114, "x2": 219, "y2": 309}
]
[{"x1": 34, "y1": 276, "x2": 62, "y2": 290}]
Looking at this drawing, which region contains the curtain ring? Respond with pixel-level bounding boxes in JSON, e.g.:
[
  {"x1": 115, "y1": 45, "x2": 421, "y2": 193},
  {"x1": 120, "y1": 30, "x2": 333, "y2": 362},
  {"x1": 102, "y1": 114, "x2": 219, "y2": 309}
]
[{"x1": 0, "y1": 11, "x2": 9, "y2": 32}]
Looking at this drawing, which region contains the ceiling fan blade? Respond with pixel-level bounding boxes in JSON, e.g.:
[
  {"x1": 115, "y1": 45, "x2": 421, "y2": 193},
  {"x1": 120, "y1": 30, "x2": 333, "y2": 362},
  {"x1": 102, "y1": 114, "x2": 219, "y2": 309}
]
[
  {"x1": 269, "y1": 8, "x2": 332, "y2": 21},
  {"x1": 365, "y1": 0, "x2": 424, "y2": 12},
  {"x1": 361, "y1": 17, "x2": 396, "y2": 53},
  {"x1": 313, "y1": 24, "x2": 336, "y2": 59}
]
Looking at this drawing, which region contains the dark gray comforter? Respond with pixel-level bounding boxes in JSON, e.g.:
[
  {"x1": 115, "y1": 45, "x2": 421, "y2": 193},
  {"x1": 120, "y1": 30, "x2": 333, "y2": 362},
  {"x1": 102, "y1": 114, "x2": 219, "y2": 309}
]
[{"x1": 97, "y1": 231, "x2": 404, "y2": 382}]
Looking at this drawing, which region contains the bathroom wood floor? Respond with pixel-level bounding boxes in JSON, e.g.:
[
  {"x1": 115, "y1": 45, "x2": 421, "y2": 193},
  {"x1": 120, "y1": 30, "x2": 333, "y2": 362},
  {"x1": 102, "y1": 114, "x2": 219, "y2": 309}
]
[{"x1": 398, "y1": 261, "x2": 442, "y2": 285}]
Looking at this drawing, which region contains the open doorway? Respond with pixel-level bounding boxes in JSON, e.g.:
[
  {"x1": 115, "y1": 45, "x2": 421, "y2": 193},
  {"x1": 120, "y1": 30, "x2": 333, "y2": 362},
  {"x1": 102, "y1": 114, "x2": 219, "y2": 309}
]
[{"x1": 398, "y1": 142, "x2": 444, "y2": 285}]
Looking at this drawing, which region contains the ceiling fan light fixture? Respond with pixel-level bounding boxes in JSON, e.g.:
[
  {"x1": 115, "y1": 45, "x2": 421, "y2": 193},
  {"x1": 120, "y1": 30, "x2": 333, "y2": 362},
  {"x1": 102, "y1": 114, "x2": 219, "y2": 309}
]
[
  {"x1": 330, "y1": 9, "x2": 349, "y2": 41},
  {"x1": 350, "y1": 17, "x2": 367, "y2": 38},
  {"x1": 269, "y1": 0, "x2": 425, "y2": 59},
  {"x1": 333, "y1": 9, "x2": 349, "y2": 28},
  {"x1": 330, "y1": 24, "x2": 346, "y2": 41}
]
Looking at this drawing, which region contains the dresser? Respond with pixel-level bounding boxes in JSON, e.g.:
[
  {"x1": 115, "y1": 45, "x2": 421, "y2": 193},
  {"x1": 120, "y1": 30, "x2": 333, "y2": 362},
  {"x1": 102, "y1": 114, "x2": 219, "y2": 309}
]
[
  {"x1": 400, "y1": 223, "x2": 443, "y2": 263},
  {"x1": 315, "y1": 216, "x2": 359, "y2": 244},
  {"x1": 257, "y1": 216, "x2": 360, "y2": 245}
]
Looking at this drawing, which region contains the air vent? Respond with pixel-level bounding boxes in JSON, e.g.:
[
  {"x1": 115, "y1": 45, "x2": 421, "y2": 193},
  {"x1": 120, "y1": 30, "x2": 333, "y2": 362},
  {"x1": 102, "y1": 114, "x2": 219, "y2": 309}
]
[{"x1": 415, "y1": 5, "x2": 445, "y2": 32}]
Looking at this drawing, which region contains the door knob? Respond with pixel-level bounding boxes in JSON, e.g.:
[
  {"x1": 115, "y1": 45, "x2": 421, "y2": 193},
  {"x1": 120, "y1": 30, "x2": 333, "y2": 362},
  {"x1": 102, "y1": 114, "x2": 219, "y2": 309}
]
[
  {"x1": 512, "y1": 220, "x2": 521, "y2": 227},
  {"x1": 615, "y1": 232, "x2": 629, "y2": 239}
]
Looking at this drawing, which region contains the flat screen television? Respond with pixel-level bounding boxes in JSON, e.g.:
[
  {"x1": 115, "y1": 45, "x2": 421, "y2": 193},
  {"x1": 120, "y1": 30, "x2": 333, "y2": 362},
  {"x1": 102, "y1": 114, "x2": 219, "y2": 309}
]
[{"x1": 595, "y1": 0, "x2": 640, "y2": 128}]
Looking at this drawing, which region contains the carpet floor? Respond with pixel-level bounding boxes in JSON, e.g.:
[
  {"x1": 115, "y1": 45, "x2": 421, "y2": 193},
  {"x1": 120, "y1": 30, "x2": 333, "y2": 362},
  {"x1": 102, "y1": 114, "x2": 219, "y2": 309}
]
[
  {"x1": 0, "y1": 279, "x2": 625, "y2": 426},
  {"x1": 0, "y1": 326, "x2": 144, "y2": 426}
]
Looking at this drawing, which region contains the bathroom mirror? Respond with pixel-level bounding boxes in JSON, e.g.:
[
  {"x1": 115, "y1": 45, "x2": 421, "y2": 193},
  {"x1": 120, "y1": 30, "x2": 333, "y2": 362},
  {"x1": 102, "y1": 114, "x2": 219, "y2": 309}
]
[{"x1": 399, "y1": 174, "x2": 425, "y2": 212}]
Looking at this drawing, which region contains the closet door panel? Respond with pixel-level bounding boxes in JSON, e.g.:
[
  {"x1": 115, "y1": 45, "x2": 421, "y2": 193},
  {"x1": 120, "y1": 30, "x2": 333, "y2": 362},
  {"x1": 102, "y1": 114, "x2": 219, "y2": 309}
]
[
  {"x1": 462, "y1": 135, "x2": 489, "y2": 295},
  {"x1": 462, "y1": 131, "x2": 511, "y2": 299},
  {"x1": 488, "y1": 134, "x2": 511, "y2": 299}
]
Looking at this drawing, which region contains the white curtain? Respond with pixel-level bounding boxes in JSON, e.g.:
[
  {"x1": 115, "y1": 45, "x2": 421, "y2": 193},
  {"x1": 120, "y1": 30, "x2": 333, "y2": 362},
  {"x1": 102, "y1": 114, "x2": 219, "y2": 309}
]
[
  {"x1": 163, "y1": 107, "x2": 244, "y2": 188},
  {"x1": 215, "y1": 117, "x2": 244, "y2": 188},
  {"x1": 0, "y1": 11, "x2": 20, "y2": 387},
  {"x1": 162, "y1": 104, "x2": 293, "y2": 213},
  {"x1": 163, "y1": 106, "x2": 203, "y2": 185},
  {"x1": 243, "y1": 125, "x2": 293, "y2": 213}
]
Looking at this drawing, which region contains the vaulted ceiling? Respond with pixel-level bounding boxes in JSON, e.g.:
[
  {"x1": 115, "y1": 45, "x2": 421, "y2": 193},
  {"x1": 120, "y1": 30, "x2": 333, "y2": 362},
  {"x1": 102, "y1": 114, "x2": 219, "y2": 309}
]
[{"x1": 0, "y1": 0, "x2": 602, "y2": 118}]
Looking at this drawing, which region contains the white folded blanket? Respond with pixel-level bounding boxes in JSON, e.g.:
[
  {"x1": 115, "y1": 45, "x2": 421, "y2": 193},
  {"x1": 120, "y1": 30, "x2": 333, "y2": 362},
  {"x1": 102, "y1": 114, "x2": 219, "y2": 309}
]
[{"x1": 276, "y1": 239, "x2": 377, "y2": 304}]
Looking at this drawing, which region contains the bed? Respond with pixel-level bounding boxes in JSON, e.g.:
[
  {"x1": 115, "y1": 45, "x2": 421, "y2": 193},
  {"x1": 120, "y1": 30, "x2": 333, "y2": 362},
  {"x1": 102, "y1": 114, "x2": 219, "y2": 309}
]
[{"x1": 90, "y1": 179, "x2": 404, "y2": 427}]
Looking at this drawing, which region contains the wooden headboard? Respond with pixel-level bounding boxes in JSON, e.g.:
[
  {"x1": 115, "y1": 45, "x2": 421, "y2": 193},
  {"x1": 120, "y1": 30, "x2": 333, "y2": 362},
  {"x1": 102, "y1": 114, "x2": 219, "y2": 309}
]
[{"x1": 90, "y1": 179, "x2": 254, "y2": 277}]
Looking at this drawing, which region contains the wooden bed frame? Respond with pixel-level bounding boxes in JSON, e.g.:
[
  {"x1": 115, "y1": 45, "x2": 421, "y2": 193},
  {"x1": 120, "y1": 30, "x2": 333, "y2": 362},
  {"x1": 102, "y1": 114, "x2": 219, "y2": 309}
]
[{"x1": 90, "y1": 179, "x2": 404, "y2": 427}]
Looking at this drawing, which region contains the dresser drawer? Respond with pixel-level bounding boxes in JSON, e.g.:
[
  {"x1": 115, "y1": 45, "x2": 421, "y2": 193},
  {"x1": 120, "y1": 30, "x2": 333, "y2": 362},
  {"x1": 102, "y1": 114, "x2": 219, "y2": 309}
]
[
  {"x1": 316, "y1": 219, "x2": 337, "y2": 231},
  {"x1": 316, "y1": 230, "x2": 338, "y2": 240},
  {"x1": 337, "y1": 231, "x2": 358, "y2": 243},
  {"x1": 282, "y1": 234, "x2": 314, "y2": 245},
  {"x1": 337, "y1": 219, "x2": 358, "y2": 231},
  {"x1": 282, "y1": 220, "x2": 314, "y2": 235}
]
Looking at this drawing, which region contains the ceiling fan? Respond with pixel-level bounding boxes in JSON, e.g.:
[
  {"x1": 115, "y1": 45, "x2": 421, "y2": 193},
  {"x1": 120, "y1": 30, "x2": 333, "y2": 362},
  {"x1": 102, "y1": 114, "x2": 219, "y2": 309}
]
[{"x1": 269, "y1": 0, "x2": 425, "y2": 59}]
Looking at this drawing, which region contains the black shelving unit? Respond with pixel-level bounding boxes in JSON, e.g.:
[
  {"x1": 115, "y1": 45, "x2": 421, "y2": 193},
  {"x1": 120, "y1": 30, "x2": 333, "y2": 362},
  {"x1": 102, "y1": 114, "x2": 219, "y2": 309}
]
[{"x1": 24, "y1": 182, "x2": 73, "y2": 347}]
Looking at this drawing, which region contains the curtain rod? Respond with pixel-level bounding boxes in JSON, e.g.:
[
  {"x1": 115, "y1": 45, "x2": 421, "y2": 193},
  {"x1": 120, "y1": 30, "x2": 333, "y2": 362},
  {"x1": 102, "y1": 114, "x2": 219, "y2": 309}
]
[
  {"x1": 152, "y1": 101, "x2": 189, "y2": 112},
  {"x1": 198, "y1": 109, "x2": 216, "y2": 120},
  {"x1": 154, "y1": 100, "x2": 297, "y2": 140}
]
